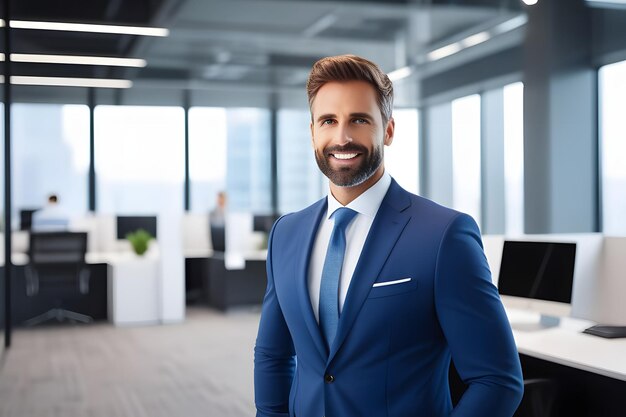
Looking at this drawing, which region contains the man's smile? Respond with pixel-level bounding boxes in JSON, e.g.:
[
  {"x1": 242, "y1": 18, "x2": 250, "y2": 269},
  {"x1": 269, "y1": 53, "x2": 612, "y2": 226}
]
[{"x1": 330, "y1": 152, "x2": 360, "y2": 160}]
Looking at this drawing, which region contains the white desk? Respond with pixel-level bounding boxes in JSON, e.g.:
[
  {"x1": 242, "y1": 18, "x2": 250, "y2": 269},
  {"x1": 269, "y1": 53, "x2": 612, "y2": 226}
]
[
  {"x1": 87, "y1": 251, "x2": 161, "y2": 326},
  {"x1": 506, "y1": 308, "x2": 626, "y2": 382},
  {"x1": 0, "y1": 252, "x2": 29, "y2": 266}
]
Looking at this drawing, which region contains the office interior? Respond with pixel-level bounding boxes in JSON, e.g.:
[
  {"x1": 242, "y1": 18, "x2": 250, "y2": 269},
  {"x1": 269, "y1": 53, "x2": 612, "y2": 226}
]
[{"x1": 1, "y1": 0, "x2": 626, "y2": 416}]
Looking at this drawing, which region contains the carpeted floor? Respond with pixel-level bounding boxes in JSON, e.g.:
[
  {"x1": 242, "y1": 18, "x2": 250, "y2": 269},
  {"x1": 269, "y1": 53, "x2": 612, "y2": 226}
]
[{"x1": 0, "y1": 307, "x2": 261, "y2": 417}]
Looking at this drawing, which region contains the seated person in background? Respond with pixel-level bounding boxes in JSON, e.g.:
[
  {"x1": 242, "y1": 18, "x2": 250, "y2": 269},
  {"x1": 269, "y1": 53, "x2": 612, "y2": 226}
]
[
  {"x1": 32, "y1": 194, "x2": 69, "y2": 231},
  {"x1": 209, "y1": 191, "x2": 227, "y2": 252},
  {"x1": 209, "y1": 191, "x2": 227, "y2": 227}
]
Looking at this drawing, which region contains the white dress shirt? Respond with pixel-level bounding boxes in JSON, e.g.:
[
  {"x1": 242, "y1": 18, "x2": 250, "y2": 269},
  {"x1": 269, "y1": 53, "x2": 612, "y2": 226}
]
[
  {"x1": 31, "y1": 203, "x2": 70, "y2": 231},
  {"x1": 308, "y1": 171, "x2": 392, "y2": 322}
]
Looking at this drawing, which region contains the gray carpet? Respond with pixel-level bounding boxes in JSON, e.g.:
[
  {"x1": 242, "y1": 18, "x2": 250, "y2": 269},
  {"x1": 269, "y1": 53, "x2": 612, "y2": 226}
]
[{"x1": 0, "y1": 307, "x2": 261, "y2": 417}]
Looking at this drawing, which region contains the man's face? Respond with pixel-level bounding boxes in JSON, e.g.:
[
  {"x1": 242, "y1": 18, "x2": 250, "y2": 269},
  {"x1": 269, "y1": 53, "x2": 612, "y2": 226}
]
[{"x1": 310, "y1": 80, "x2": 393, "y2": 188}]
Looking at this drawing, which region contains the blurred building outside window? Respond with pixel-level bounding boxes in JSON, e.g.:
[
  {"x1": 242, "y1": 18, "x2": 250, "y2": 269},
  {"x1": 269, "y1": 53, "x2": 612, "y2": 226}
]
[
  {"x1": 95, "y1": 105, "x2": 185, "y2": 217},
  {"x1": 13, "y1": 104, "x2": 89, "y2": 226}
]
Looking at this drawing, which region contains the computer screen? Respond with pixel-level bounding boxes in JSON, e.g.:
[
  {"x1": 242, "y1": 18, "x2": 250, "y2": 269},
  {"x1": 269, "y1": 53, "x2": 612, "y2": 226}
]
[
  {"x1": 253, "y1": 214, "x2": 280, "y2": 234},
  {"x1": 498, "y1": 240, "x2": 577, "y2": 304},
  {"x1": 20, "y1": 208, "x2": 40, "y2": 231},
  {"x1": 116, "y1": 216, "x2": 158, "y2": 240}
]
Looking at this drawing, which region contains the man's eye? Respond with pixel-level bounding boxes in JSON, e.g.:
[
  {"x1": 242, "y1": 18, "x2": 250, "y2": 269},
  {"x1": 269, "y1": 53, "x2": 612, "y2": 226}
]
[
  {"x1": 322, "y1": 119, "x2": 335, "y2": 125},
  {"x1": 353, "y1": 118, "x2": 368, "y2": 124}
]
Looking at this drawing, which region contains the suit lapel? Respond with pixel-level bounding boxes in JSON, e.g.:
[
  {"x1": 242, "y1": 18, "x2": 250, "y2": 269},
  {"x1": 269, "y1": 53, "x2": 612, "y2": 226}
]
[
  {"x1": 328, "y1": 180, "x2": 412, "y2": 363},
  {"x1": 295, "y1": 198, "x2": 329, "y2": 359}
]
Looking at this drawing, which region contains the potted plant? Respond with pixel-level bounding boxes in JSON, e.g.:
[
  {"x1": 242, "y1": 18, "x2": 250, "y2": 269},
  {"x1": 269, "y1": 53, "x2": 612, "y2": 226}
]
[{"x1": 126, "y1": 228, "x2": 153, "y2": 256}]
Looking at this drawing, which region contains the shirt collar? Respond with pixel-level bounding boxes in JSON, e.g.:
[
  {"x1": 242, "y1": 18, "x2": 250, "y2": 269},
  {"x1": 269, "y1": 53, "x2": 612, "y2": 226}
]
[{"x1": 326, "y1": 171, "x2": 392, "y2": 220}]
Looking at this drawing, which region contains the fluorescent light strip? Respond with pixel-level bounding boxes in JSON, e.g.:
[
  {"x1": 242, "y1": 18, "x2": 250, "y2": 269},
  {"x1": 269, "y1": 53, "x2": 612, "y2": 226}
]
[
  {"x1": 10, "y1": 76, "x2": 132, "y2": 88},
  {"x1": 462, "y1": 31, "x2": 491, "y2": 48},
  {"x1": 10, "y1": 53, "x2": 146, "y2": 67},
  {"x1": 6, "y1": 20, "x2": 168, "y2": 37},
  {"x1": 587, "y1": 0, "x2": 626, "y2": 3},
  {"x1": 387, "y1": 66, "x2": 413, "y2": 82},
  {"x1": 493, "y1": 15, "x2": 528, "y2": 34},
  {"x1": 427, "y1": 16, "x2": 526, "y2": 62},
  {"x1": 427, "y1": 42, "x2": 462, "y2": 62}
]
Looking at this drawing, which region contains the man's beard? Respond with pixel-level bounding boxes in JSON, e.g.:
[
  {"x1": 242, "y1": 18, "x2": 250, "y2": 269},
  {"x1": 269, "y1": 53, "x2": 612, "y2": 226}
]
[{"x1": 315, "y1": 142, "x2": 383, "y2": 187}]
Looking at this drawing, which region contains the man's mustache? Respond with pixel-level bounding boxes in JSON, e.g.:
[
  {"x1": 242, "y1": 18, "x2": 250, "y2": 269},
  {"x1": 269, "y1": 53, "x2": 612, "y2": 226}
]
[{"x1": 323, "y1": 144, "x2": 368, "y2": 156}]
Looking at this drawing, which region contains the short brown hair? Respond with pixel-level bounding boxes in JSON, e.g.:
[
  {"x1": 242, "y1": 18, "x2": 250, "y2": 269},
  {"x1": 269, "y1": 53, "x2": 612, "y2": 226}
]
[{"x1": 306, "y1": 54, "x2": 393, "y2": 124}]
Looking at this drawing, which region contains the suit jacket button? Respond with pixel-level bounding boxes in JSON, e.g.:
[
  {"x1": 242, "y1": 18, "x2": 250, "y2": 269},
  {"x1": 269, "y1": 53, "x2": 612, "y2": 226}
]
[{"x1": 324, "y1": 374, "x2": 335, "y2": 383}]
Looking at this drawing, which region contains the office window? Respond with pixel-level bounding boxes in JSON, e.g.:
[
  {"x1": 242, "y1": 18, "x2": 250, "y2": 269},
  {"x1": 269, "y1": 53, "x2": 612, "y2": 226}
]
[
  {"x1": 226, "y1": 108, "x2": 272, "y2": 213},
  {"x1": 278, "y1": 109, "x2": 325, "y2": 214},
  {"x1": 13, "y1": 104, "x2": 89, "y2": 222},
  {"x1": 95, "y1": 106, "x2": 185, "y2": 215},
  {"x1": 503, "y1": 82, "x2": 524, "y2": 235},
  {"x1": 189, "y1": 107, "x2": 228, "y2": 213},
  {"x1": 0, "y1": 103, "x2": 3, "y2": 229},
  {"x1": 386, "y1": 108, "x2": 419, "y2": 194},
  {"x1": 0, "y1": 104, "x2": 3, "y2": 349},
  {"x1": 451, "y1": 94, "x2": 482, "y2": 226},
  {"x1": 600, "y1": 60, "x2": 626, "y2": 234}
]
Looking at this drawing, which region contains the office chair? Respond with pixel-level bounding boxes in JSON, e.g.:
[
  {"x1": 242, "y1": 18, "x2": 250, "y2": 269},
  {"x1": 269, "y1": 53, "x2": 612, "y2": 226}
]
[
  {"x1": 24, "y1": 231, "x2": 92, "y2": 325},
  {"x1": 514, "y1": 378, "x2": 558, "y2": 417}
]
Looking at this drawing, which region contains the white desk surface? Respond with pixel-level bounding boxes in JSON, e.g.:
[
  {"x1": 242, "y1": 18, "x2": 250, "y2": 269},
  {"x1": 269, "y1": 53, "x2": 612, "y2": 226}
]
[
  {"x1": 0, "y1": 253, "x2": 29, "y2": 266},
  {"x1": 506, "y1": 308, "x2": 626, "y2": 382}
]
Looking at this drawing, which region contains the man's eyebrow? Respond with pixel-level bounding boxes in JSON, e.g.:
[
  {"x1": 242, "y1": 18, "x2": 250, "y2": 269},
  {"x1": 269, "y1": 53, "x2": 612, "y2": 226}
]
[
  {"x1": 350, "y1": 112, "x2": 374, "y2": 120},
  {"x1": 315, "y1": 112, "x2": 374, "y2": 123},
  {"x1": 316, "y1": 113, "x2": 336, "y2": 123}
]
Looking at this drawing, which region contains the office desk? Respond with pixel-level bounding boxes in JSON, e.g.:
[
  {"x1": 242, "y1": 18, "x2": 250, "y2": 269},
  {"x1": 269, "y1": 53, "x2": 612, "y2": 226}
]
[
  {"x1": 205, "y1": 251, "x2": 267, "y2": 311},
  {"x1": 506, "y1": 308, "x2": 626, "y2": 417},
  {"x1": 87, "y1": 251, "x2": 161, "y2": 326},
  {"x1": 507, "y1": 309, "x2": 626, "y2": 381}
]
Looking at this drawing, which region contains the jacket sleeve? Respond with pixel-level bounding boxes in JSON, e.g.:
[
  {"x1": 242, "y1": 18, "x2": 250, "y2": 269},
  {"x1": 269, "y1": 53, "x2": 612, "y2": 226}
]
[
  {"x1": 434, "y1": 213, "x2": 524, "y2": 417},
  {"x1": 254, "y1": 217, "x2": 296, "y2": 417}
]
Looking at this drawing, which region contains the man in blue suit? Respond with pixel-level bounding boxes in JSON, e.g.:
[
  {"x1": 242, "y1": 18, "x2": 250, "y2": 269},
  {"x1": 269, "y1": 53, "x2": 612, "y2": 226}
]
[{"x1": 254, "y1": 55, "x2": 523, "y2": 417}]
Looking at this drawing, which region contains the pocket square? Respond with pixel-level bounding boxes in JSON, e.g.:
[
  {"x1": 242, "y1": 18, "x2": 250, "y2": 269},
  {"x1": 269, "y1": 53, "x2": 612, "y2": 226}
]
[{"x1": 372, "y1": 277, "x2": 412, "y2": 288}]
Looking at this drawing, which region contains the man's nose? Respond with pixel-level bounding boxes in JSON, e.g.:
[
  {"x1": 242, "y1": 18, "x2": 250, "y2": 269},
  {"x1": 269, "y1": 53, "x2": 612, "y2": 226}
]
[{"x1": 335, "y1": 122, "x2": 353, "y2": 145}]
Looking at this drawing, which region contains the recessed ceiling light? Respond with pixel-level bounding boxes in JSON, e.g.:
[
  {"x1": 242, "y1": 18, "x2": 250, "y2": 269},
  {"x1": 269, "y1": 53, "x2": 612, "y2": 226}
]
[
  {"x1": 0, "y1": 19, "x2": 168, "y2": 36},
  {"x1": 522, "y1": 0, "x2": 539, "y2": 5}
]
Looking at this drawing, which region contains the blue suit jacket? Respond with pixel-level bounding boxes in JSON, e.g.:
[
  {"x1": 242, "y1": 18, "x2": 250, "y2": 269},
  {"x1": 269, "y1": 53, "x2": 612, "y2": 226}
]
[{"x1": 255, "y1": 180, "x2": 523, "y2": 417}]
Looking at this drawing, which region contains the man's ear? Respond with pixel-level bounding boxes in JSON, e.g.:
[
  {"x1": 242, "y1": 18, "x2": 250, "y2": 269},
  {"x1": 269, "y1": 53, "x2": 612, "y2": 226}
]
[
  {"x1": 310, "y1": 121, "x2": 315, "y2": 148},
  {"x1": 384, "y1": 117, "x2": 395, "y2": 146}
]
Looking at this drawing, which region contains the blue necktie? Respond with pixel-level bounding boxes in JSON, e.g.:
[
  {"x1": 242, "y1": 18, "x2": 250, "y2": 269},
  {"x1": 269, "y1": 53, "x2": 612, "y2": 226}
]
[{"x1": 319, "y1": 207, "x2": 357, "y2": 350}]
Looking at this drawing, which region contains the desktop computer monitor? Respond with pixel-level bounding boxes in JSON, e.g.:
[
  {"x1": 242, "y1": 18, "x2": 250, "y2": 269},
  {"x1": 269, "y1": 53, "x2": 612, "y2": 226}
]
[
  {"x1": 253, "y1": 214, "x2": 280, "y2": 234},
  {"x1": 20, "y1": 208, "x2": 40, "y2": 231},
  {"x1": 116, "y1": 216, "x2": 158, "y2": 240},
  {"x1": 498, "y1": 240, "x2": 577, "y2": 326}
]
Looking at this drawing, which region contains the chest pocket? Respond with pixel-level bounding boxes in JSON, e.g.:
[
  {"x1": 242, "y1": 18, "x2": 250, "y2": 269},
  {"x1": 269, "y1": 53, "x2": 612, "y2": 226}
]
[{"x1": 367, "y1": 277, "x2": 418, "y2": 299}]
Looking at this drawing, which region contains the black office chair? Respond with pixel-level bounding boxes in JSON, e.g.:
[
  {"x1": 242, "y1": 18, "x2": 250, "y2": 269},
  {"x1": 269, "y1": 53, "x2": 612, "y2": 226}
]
[
  {"x1": 450, "y1": 362, "x2": 557, "y2": 417},
  {"x1": 24, "y1": 231, "x2": 92, "y2": 325},
  {"x1": 514, "y1": 378, "x2": 558, "y2": 417}
]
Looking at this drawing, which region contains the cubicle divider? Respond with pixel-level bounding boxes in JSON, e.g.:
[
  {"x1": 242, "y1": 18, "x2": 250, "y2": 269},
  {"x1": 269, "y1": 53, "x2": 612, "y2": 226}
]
[{"x1": 482, "y1": 233, "x2": 626, "y2": 326}]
